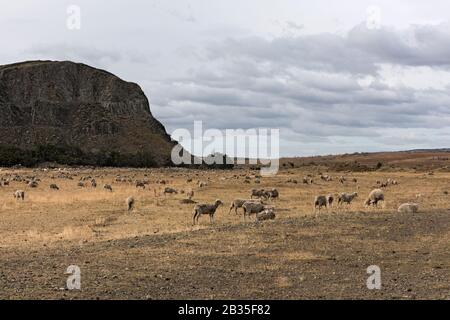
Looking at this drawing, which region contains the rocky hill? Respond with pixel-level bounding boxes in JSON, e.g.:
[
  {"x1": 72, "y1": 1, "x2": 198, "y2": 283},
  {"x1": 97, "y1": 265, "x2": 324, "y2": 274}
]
[{"x1": 0, "y1": 60, "x2": 177, "y2": 166}]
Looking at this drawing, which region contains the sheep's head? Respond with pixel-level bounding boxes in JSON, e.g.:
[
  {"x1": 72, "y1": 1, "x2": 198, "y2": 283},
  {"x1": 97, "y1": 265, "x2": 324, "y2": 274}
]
[{"x1": 215, "y1": 199, "x2": 224, "y2": 207}]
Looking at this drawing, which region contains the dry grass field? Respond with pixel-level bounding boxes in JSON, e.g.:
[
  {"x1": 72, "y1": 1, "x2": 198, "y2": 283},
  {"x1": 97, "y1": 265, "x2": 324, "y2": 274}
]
[{"x1": 1, "y1": 156, "x2": 450, "y2": 299}]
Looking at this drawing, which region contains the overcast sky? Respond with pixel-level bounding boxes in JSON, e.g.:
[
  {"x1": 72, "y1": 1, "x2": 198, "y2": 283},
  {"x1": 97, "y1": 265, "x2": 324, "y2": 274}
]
[{"x1": 2, "y1": 0, "x2": 450, "y2": 157}]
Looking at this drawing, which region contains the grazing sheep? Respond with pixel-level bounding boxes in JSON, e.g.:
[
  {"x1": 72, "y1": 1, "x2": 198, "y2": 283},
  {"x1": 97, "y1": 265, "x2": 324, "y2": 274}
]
[
  {"x1": 198, "y1": 181, "x2": 207, "y2": 188},
  {"x1": 186, "y1": 190, "x2": 194, "y2": 200},
  {"x1": 365, "y1": 189, "x2": 384, "y2": 207},
  {"x1": 135, "y1": 181, "x2": 146, "y2": 189},
  {"x1": 77, "y1": 182, "x2": 85, "y2": 187},
  {"x1": 192, "y1": 199, "x2": 223, "y2": 224},
  {"x1": 398, "y1": 203, "x2": 419, "y2": 213},
  {"x1": 264, "y1": 188, "x2": 279, "y2": 200},
  {"x1": 163, "y1": 187, "x2": 178, "y2": 195},
  {"x1": 13, "y1": 190, "x2": 25, "y2": 201},
  {"x1": 28, "y1": 181, "x2": 38, "y2": 188},
  {"x1": 126, "y1": 197, "x2": 135, "y2": 211},
  {"x1": 49, "y1": 184, "x2": 59, "y2": 190},
  {"x1": 250, "y1": 188, "x2": 267, "y2": 199},
  {"x1": 326, "y1": 194, "x2": 334, "y2": 208},
  {"x1": 91, "y1": 179, "x2": 97, "y2": 188},
  {"x1": 103, "y1": 184, "x2": 113, "y2": 192},
  {"x1": 229, "y1": 198, "x2": 262, "y2": 215},
  {"x1": 256, "y1": 208, "x2": 276, "y2": 221},
  {"x1": 314, "y1": 195, "x2": 327, "y2": 211},
  {"x1": 338, "y1": 192, "x2": 358, "y2": 205},
  {"x1": 242, "y1": 201, "x2": 267, "y2": 220}
]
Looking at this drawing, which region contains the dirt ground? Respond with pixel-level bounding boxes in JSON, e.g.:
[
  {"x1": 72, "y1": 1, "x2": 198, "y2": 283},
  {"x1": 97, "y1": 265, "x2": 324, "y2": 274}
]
[{"x1": 0, "y1": 166, "x2": 449, "y2": 299}]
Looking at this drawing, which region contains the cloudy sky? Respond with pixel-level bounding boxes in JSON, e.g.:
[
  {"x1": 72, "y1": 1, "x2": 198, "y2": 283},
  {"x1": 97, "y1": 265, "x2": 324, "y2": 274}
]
[{"x1": 2, "y1": 0, "x2": 450, "y2": 157}]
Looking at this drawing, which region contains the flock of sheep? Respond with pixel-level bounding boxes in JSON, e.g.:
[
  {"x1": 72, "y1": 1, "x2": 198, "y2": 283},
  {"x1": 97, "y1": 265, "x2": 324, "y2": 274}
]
[{"x1": 1, "y1": 170, "x2": 421, "y2": 227}]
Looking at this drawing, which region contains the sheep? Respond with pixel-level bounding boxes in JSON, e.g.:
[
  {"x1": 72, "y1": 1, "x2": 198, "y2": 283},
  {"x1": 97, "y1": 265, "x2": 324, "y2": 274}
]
[
  {"x1": 192, "y1": 199, "x2": 223, "y2": 224},
  {"x1": 91, "y1": 179, "x2": 97, "y2": 188},
  {"x1": 186, "y1": 189, "x2": 194, "y2": 200},
  {"x1": 103, "y1": 184, "x2": 113, "y2": 192},
  {"x1": 198, "y1": 181, "x2": 207, "y2": 188},
  {"x1": 49, "y1": 184, "x2": 59, "y2": 190},
  {"x1": 126, "y1": 197, "x2": 135, "y2": 211},
  {"x1": 77, "y1": 182, "x2": 85, "y2": 188},
  {"x1": 337, "y1": 192, "x2": 358, "y2": 205},
  {"x1": 229, "y1": 198, "x2": 262, "y2": 215},
  {"x1": 163, "y1": 187, "x2": 178, "y2": 195},
  {"x1": 326, "y1": 194, "x2": 334, "y2": 208},
  {"x1": 264, "y1": 188, "x2": 279, "y2": 200},
  {"x1": 242, "y1": 201, "x2": 267, "y2": 220},
  {"x1": 364, "y1": 189, "x2": 384, "y2": 207},
  {"x1": 250, "y1": 188, "x2": 267, "y2": 199},
  {"x1": 314, "y1": 195, "x2": 327, "y2": 211},
  {"x1": 28, "y1": 181, "x2": 38, "y2": 188},
  {"x1": 135, "y1": 181, "x2": 146, "y2": 189},
  {"x1": 13, "y1": 190, "x2": 25, "y2": 201},
  {"x1": 256, "y1": 208, "x2": 276, "y2": 221},
  {"x1": 398, "y1": 203, "x2": 419, "y2": 213}
]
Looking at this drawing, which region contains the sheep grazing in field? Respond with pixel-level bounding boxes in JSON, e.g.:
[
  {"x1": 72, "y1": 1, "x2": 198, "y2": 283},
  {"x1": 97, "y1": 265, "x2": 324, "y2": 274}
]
[
  {"x1": 13, "y1": 190, "x2": 25, "y2": 201},
  {"x1": 264, "y1": 188, "x2": 279, "y2": 200},
  {"x1": 49, "y1": 184, "x2": 59, "y2": 190},
  {"x1": 198, "y1": 181, "x2": 207, "y2": 188},
  {"x1": 320, "y1": 174, "x2": 332, "y2": 182},
  {"x1": 364, "y1": 189, "x2": 384, "y2": 207},
  {"x1": 186, "y1": 189, "x2": 194, "y2": 200},
  {"x1": 164, "y1": 187, "x2": 178, "y2": 195},
  {"x1": 135, "y1": 181, "x2": 146, "y2": 189},
  {"x1": 256, "y1": 208, "x2": 276, "y2": 221},
  {"x1": 77, "y1": 182, "x2": 85, "y2": 188},
  {"x1": 250, "y1": 188, "x2": 267, "y2": 199},
  {"x1": 192, "y1": 199, "x2": 223, "y2": 224},
  {"x1": 229, "y1": 198, "x2": 262, "y2": 215},
  {"x1": 303, "y1": 177, "x2": 313, "y2": 184},
  {"x1": 103, "y1": 184, "x2": 113, "y2": 192},
  {"x1": 91, "y1": 179, "x2": 97, "y2": 188},
  {"x1": 28, "y1": 181, "x2": 38, "y2": 188},
  {"x1": 242, "y1": 201, "x2": 268, "y2": 220},
  {"x1": 126, "y1": 197, "x2": 135, "y2": 211},
  {"x1": 339, "y1": 176, "x2": 346, "y2": 184},
  {"x1": 338, "y1": 192, "x2": 358, "y2": 205},
  {"x1": 326, "y1": 194, "x2": 334, "y2": 208},
  {"x1": 314, "y1": 195, "x2": 327, "y2": 211},
  {"x1": 398, "y1": 203, "x2": 419, "y2": 213}
]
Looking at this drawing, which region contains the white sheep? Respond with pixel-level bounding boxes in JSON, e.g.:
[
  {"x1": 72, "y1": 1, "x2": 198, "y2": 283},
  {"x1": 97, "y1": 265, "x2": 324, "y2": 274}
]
[
  {"x1": 398, "y1": 203, "x2": 419, "y2": 213},
  {"x1": 229, "y1": 198, "x2": 262, "y2": 215},
  {"x1": 13, "y1": 190, "x2": 25, "y2": 201},
  {"x1": 365, "y1": 189, "x2": 384, "y2": 207},
  {"x1": 126, "y1": 197, "x2": 135, "y2": 211}
]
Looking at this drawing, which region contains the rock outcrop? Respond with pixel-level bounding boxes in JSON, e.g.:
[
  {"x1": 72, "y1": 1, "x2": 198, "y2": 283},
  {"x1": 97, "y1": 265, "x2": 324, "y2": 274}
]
[{"x1": 0, "y1": 60, "x2": 176, "y2": 166}]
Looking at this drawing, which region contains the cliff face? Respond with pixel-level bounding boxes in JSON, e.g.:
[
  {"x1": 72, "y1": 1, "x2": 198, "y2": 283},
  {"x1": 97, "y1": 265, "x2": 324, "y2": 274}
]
[{"x1": 0, "y1": 60, "x2": 176, "y2": 166}]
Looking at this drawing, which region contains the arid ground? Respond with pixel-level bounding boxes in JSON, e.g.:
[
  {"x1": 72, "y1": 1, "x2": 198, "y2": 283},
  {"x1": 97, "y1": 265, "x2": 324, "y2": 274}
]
[{"x1": 1, "y1": 153, "x2": 450, "y2": 299}]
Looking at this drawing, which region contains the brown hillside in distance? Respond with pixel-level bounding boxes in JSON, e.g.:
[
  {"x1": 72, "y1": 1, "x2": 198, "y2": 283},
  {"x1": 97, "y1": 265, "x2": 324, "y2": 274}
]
[{"x1": 0, "y1": 60, "x2": 176, "y2": 166}]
